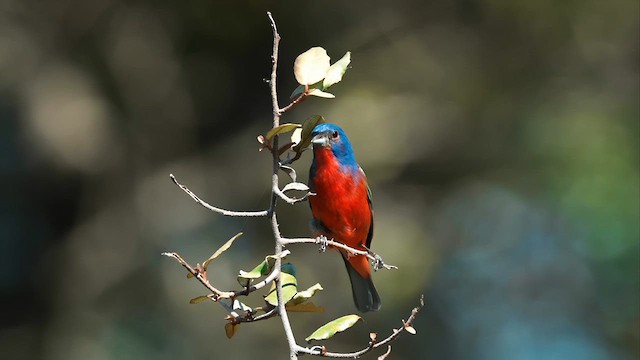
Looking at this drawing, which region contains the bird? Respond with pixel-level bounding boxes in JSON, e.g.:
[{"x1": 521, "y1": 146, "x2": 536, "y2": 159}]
[{"x1": 308, "y1": 123, "x2": 381, "y2": 312}]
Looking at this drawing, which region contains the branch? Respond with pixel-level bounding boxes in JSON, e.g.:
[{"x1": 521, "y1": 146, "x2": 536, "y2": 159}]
[
  {"x1": 161, "y1": 251, "x2": 284, "y2": 299},
  {"x1": 163, "y1": 249, "x2": 292, "y2": 329},
  {"x1": 279, "y1": 90, "x2": 307, "y2": 115},
  {"x1": 234, "y1": 257, "x2": 284, "y2": 296},
  {"x1": 280, "y1": 237, "x2": 398, "y2": 271},
  {"x1": 266, "y1": 11, "x2": 300, "y2": 360},
  {"x1": 170, "y1": 174, "x2": 268, "y2": 217},
  {"x1": 295, "y1": 295, "x2": 426, "y2": 358},
  {"x1": 251, "y1": 306, "x2": 280, "y2": 322},
  {"x1": 161, "y1": 252, "x2": 235, "y2": 299},
  {"x1": 268, "y1": 11, "x2": 281, "y2": 119},
  {"x1": 225, "y1": 303, "x2": 280, "y2": 327}
]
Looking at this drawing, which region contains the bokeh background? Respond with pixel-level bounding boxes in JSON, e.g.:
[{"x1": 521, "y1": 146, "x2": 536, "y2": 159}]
[{"x1": 1, "y1": 1, "x2": 638, "y2": 359}]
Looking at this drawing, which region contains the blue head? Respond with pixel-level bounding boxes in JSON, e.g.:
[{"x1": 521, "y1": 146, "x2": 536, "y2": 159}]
[{"x1": 310, "y1": 123, "x2": 359, "y2": 172}]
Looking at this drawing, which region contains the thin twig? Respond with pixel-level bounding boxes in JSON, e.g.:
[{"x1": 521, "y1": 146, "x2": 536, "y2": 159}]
[
  {"x1": 234, "y1": 259, "x2": 284, "y2": 296},
  {"x1": 170, "y1": 174, "x2": 268, "y2": 217},
  {"x1": 268, "y1": 11, "x2": 281, "y2": 120},
  {"x1": 279, "y1": 91, "x2": 307, "y2": 115},
  {"x1": 162, "y1": 251, "x2": 283, "y2": 298},
  {"x1": 280, "y1": 237, "x2": 398, "y2": 271},
  {"x1": 161, "y1": 252, "x2": 235, "y2": 298},
  {"x1": 252, "y1": 307, "x2": 280, "y2": 321},
  {"x1": 295, "y1": 295, "x2": 425, "y2": 358},
  {"x1": 229, "y1": 305, "x2": 280, "y2": 326},
  {"x1": 378, "y1": 346, "x2": 392, "y2": 360},
  {"x1": 266, "y1": 11, "x2": 300, "y2": 360}
]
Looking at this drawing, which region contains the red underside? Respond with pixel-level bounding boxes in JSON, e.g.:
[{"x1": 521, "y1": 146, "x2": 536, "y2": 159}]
[{"x1": 309, "y1": 147, "x2": 372, "y2": 279}]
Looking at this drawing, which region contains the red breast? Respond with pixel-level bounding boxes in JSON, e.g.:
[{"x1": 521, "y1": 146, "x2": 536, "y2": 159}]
[{"x1": 309, "y1": 147, "x2": 372, "y2": 273}]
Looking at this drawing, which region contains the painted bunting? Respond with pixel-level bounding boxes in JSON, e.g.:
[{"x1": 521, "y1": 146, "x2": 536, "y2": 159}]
[{"x1": 308, "y1": 123, "x2": 381, "y2": 312}]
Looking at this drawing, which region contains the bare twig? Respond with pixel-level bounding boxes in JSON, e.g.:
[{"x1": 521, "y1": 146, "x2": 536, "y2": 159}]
[
  {"x1": 266, "y1": 11, "x2": 300, "y2": 360},
  {"x1": 267, "y1": 11, "x2": 281, "y2": 119},
  {"x1": 161, "y1": 252, "x2": 235, "y2": 299},
  {"x1": 234, "y1": 256, "x2": 285, "y2": 296},
  {"x1": 170, "y1": 174, "x2": 268, "y2": 217},
  {"x1": 279, "y1": 91, "x2": 307, "y2": 115},
  {"x1": 280, "y1": 237, "x2": 398, "y2": 271},
  {"x1": 378, "y1": 346, "x2": 392, "y2": 360},
  {"x1": 229, "y1": 305, "x2": 280, "y2": 326},
  {"x1": 161, "y1": 251, "x2": 284, "y2": 299},
  {"x1": 163, "y1": 249, "x2": 291, "y2": 329},
  {"x1": 294, "y1": 295, "x2": 426, "y2": 358},
  {"x1": 252, "y1": 306, "x2": 280, "y2": 321}
]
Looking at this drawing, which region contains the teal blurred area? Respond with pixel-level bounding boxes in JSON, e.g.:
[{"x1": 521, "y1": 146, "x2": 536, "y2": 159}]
[{"x1": 1, "y1": 1, "x2": 638, "y2": 359}]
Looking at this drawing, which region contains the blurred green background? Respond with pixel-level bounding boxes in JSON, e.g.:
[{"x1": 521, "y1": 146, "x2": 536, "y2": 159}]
[{"x1": 1, "y1": 1, "x2": 638, "y2": 359}]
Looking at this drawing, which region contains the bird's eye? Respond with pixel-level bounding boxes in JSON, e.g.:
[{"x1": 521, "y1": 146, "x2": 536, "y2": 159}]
[{"x1": 331, "y1": 131, "x2": 339, "y2": 140}]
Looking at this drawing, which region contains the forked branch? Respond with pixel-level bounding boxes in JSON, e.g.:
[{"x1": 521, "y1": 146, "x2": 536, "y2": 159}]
[
  {"x1": 293, "y1": 295, "x2": 425, "y2": 358},
  {"x1": 161, "y1": 251, "x2": 284, "y2": 299}
]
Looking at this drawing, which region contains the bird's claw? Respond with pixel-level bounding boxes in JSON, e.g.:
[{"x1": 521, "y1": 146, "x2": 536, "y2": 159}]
[
  {"x1": 372, "y1": 253, "x2": 384, "y2": 271},
  {"x1": 365, "y1": 248, "x2": 397, "y2": 271},
  {"x1": 315, "y1": 235, "x2": 328, "y2": 253}
]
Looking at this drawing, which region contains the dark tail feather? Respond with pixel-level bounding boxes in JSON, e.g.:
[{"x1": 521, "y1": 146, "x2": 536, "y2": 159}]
[{"x1": 342, "y1": 256, "x2": 381, "y2": 312}]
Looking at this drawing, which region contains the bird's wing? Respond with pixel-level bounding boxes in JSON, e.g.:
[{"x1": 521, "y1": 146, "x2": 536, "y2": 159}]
[{"x1": 359, "y1": 166, "x2": 375, "y2": 249}]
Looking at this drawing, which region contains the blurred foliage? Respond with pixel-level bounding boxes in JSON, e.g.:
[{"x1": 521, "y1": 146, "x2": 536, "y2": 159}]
[{"x1": 0, "y1": 0, "x2": 637, "y2": 359}]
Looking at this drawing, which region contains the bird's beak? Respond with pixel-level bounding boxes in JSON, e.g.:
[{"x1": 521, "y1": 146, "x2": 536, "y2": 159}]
[{"x1": 311, "y1": 133, "x2": 330, "y2": 147}]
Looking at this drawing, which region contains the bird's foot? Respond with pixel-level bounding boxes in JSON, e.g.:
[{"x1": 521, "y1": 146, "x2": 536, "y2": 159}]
[
  {"x1": 372, "y1": 253, "x2": 385, "y2": 271},
  {"x1": 315, "y1": 235, "x2": 328, "y2": 253},
  {"x1": 365, "y1": 247, "x2": 398, "y2": 271}
]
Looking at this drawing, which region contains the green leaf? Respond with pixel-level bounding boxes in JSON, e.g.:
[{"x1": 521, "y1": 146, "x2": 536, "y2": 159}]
[
  {"x1": 294, "y1": 47, "x2": 331, "y2": 85},
  {"x1": 237, "y1": 251, "x2": 289, "y2": 286},
  {"x1": 289, "y1": 283, "x2": 323, "y2": 305},
  {"x1": 264, "y1": 271, "x2": 298, "y2": 306},
  {"x1": 237, "y1": 258, "x2": 275, "y2": 284},
  {"x1": 189, "y1": 295, "x2": 209, "y2": 304},
  {"x1": 305, "y1": 315, "x2": 362, "y2": 342},
  {"x1": 202, "y1": 232, "x2": 243, "y2": 270},
  {"x1": 307, "y1": 88, "x2": 335, "y2": 99},
  {"x1": 289, "y1": 80, "x2": 324, "y2": 99},
  {"x1": 323, "y1": 51, "x2": 351, "y2": 89},
  {"x1": 292, "y1": 115, "x2": 325, "y2": 153},
  {"x1": 265, "y1": 123, "x2": 302, "y2": 141},
  {"x1": 290, "y1": 84, "x2": 306, "y2": 99}
]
